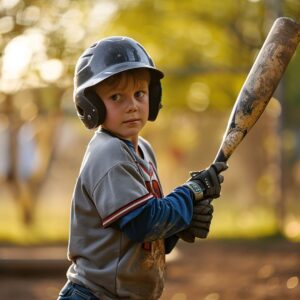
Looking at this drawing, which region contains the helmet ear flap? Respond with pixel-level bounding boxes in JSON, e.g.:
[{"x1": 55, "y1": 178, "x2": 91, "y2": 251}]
[
  {"x1": 75, "y1": 90, "x2": 106, "y2": 129},
  {"x1": 148, "y1": 79, "x2": 162, "y2": 121}
]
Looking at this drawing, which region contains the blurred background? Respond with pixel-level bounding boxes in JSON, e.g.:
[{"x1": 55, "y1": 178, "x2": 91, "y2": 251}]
[{"x1": 0, "y1": 0, "x2": 299, "y2": 299}]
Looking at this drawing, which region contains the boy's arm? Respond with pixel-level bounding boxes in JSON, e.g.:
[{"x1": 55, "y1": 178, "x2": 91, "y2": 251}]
[
  {"x1": 116, "y1": 186, "x2": 194, "y2": 243},
  {"x1": 115, "y1": 162, "x2": 226, "y2": 246},
  {"x1": 164, "y1": 200, "x2": 213, "y2": 251},
  {"x1": 116, "y1": 188, "x2": 214, "y2": 248}
]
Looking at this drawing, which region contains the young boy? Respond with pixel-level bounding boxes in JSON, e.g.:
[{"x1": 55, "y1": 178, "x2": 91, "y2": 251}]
[{"x1": 58, "y1": 36, "x2": 227, "y2": 300}]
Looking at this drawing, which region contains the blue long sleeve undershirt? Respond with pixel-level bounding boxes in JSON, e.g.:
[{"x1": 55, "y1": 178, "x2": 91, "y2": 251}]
[
  {"x1": 116, "y1": 186, "x2": 194, "y2": 253},
  {"x1": 111, "y1": 136, "x2": 194, "y2": 253}
]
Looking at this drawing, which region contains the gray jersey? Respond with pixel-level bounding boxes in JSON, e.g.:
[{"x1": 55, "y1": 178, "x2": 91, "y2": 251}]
[{"x1": 67, "y1": 130, "x2": 165, "y2": 299}]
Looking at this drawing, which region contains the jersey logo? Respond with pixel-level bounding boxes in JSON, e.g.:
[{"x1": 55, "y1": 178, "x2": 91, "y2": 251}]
[{"x1": 139, "y1": 162, "x2": 163, "y2": 199}]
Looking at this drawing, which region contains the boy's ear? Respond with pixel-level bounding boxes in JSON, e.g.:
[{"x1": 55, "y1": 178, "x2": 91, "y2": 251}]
[{"x1": 75, "y1": 89, "x2": 106, "y2": 129}]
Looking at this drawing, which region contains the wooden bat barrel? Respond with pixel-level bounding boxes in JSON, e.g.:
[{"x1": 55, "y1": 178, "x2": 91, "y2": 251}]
[
  {"x1": 181, "y1": 18, "x2": 300, "y2": 244},
  {"x1": 214, "y1": 17, "x2": 300, "y2": 163}
]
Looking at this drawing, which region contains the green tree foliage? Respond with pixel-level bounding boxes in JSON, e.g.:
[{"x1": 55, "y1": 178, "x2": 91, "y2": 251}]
[
  {"x1": 0, "y1": 0, "x2": 299, "y2": 108},
  {"x1": 1, "y1": 0, "x2": 300, "y2": 230},
  {"x1": 103, "y1": 0, "x2": 300, "y2": 112}
]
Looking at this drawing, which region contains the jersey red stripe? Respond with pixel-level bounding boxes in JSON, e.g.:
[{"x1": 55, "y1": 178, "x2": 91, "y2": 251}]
[{"x1": 102, "y1": 193, "x2": 154, "y2": 227}]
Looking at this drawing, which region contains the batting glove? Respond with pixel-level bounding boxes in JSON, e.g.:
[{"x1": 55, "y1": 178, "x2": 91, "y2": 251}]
[
  {"x1": 177, "y1": 200, "x2": 214, "y2": 243},
  {"x1": 184, "y1": 162, "x2": 228, "y2": 201}
]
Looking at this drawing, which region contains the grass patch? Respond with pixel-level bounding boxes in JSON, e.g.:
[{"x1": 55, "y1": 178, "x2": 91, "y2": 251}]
[
  {"x1": 0, "y1": 197, "x2": 69, "y2": 245},
  {"x1": 0, "y1": 196, "x2": 299, "y2": 245},
  {"x1": 210, "y1": 205, "x2": 279, "y2": 239}
]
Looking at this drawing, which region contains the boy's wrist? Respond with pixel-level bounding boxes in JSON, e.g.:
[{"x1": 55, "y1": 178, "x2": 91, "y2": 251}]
[{"x1": 183, "y1": 181, "x2": 204, "y2": 201}]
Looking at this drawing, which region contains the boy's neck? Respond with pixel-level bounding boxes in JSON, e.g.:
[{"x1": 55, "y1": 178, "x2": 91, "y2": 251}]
[
  {"x1": 100, "y1": 128, "x2": 141, "y2": 156},
  {"x1": 120, "y1": 138, "x2": 143, "y2": 158}
]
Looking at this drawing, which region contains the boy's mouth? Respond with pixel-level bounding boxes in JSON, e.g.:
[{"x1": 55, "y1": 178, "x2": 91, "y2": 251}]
[{"x1": 123, "y1": 118, "x2": 140, "y2": 124}]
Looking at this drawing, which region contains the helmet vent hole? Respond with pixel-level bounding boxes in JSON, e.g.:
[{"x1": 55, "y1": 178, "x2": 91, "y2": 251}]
[
  {"x1": 82, "y1": 53, "x2": 93, "y2": 59},
  {"x1": 76, "y1": 105, "x2": 84, "y2": 116}
]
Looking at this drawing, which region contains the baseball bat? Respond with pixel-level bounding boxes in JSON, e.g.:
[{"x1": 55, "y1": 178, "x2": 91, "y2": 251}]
[
  {"x1": 180, "y1": 18, "x2": 300, "y2": 243},
  {"x1": 214, "y1": 17, "x2": 300, "y2": 164}
]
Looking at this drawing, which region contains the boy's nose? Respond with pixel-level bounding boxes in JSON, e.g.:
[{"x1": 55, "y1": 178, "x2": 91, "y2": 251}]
[{"x1": 127, "y1": 96, "x2": 138, "y2": 111}]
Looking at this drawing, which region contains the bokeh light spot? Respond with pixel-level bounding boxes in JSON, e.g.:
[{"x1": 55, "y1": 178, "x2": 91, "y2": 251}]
[
  {"x1": 0, "y1": 16, "x2": 14, "y2": 34},
  {"x1": 188, "y1": 82, "x2": 210, "y2": 112},
  {"x1": 39, "y1": 59, "x2": 64, "y2": 82},
  {"x1": 204, "y1": 292, "x2": 220, "y2": 300},
  {"x1": 284, "y1": 220, "x2": 300, "y2": 239},
  {"x1": 1, "y1": 0, "x2": 20, "y2": 10},
  {"x1": 257, "y1": 264, "x2": 274, "y2": 279},
  {"x1": 171, "y1": 293, "x2": 187, "y2": 300},
  {"x1": 266, "y1": 97, "x2": 281, "y2": 118},
  {"x1": 287, "y1": 276, "x2": 298, "y2": 289}
]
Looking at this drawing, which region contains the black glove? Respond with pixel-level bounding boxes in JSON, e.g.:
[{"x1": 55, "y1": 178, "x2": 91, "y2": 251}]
[
  {"x1": 184, "y1": 162, "x2": 228, "y2": 201},
  {"x1": 177, "y1": 199, "x2": 214, "y2": 243}
]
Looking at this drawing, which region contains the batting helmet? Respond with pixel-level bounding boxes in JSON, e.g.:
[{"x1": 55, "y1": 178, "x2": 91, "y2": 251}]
[{"x1": 74, "y1": 36, "x2": 164, "y2": 129}]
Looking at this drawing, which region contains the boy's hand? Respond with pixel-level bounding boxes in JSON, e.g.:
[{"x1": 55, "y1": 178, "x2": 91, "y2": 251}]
[
  {"x1": 177, "y1": 200, "x2": 213, "y2": 243},
  {"x1": 184, "y1": 162, "x2": 228, "y2": 201}
]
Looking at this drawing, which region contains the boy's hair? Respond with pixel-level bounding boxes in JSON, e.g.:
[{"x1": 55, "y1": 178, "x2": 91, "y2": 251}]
[
  {"x1": 73, "y1": 36, "x2": 164, "y2": 129},
  {"x1": 96, "y1": 68, "x2": 150, "y2": 91}
]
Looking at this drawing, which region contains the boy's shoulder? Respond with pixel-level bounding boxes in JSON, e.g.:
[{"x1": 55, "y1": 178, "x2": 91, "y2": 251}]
[
  {"x1": 88, "y1": 130, "x2": 130, "y2": 161},
  {"x1": 78, "y1": 131, "x2": 138, "y2": 191},
  {"x1": 78, "y1": 131, "x2": 135, "y2": 187}
]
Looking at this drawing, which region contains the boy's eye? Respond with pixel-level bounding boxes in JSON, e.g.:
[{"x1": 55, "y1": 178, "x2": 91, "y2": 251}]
[
  {"x1": 135, "y1": 91, "x2": 145, "y2": 98},
  {"x1": 111, "y1": 94, "x2": 120, "y2": 101}
]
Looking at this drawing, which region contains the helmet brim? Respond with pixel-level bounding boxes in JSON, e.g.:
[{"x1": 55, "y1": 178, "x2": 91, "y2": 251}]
[{"x1": 78, "y1": 62, "x2": 164, "y2": 93}]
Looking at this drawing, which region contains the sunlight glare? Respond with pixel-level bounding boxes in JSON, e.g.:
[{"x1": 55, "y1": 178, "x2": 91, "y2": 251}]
[
  {"x1": 88, "y1": 0, "x2": 118, "y2": 29},
  {"x1": 2, "y1": 35, "x2": 33, "y2": 79},
  {"x1": 285, "y1": 219, "x2": 300, "y2": 239},
  {"x1": 0, "y1": 16, "x2": 14, "y2": 34},
  {"x1": 38, "y1": 59, "x2": 64, "y2": 82},
  {"x1": 1, "y1": 30, "x2": 46, "y2": 93},
  {"x1": 16, "y1": 5, "x2": 40, "y2": 26},
  {"x1": 1, "y1": 0, "x2": 20, "y2": 10}
]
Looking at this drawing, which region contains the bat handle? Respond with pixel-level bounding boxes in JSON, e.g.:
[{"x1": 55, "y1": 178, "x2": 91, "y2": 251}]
[
  {"x1": 209, "y1": 151, "x2": 228, "y2": 204},
  {"x1": 213, "y1": 149, "x2": 229, "y2": 164}
]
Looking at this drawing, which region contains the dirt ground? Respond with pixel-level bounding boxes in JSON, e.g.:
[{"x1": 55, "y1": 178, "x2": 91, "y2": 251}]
[{"x1": 0, "y1": 239, "x2": 299, "y2": 300}]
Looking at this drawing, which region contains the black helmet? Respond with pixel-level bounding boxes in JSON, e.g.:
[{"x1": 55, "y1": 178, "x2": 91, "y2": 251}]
[{"x1": 74, "y1": 36, "x2": 164, "y2": 129}]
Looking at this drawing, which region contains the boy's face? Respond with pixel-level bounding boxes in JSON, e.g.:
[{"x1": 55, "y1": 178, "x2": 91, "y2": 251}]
[{"x1": 95, "y1": 69, "x2": 150, "y2": 144}]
